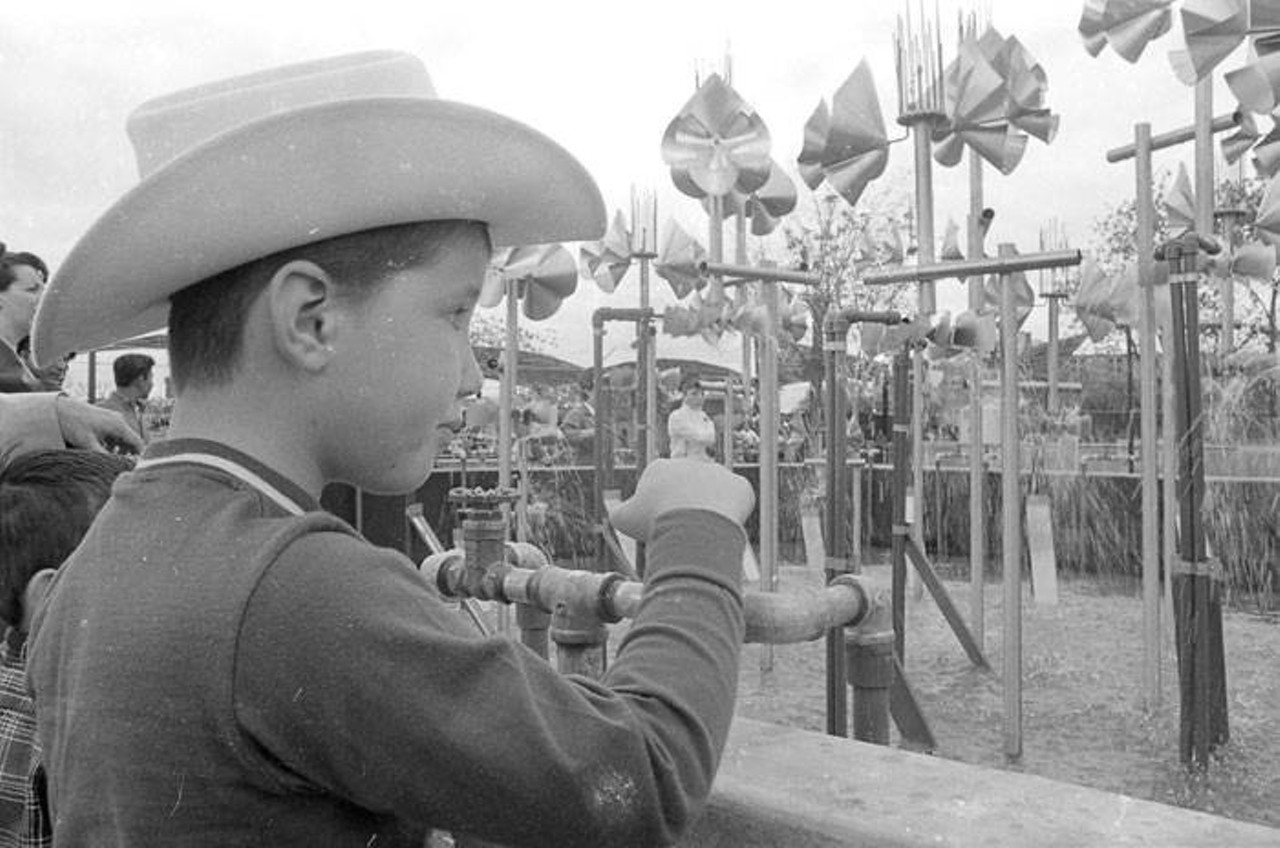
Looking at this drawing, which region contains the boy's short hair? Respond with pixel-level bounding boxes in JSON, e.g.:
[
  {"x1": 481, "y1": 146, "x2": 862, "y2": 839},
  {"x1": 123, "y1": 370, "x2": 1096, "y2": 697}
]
[
  {"x1": 112, "y1": 353, "x2": 155, "y2": 390},
  {"x1": 0, "y1": 450, "x2": 134, "y2": 629},
  {"x1": 168, "y1": 219, "x2": 488, "y2": 392}
]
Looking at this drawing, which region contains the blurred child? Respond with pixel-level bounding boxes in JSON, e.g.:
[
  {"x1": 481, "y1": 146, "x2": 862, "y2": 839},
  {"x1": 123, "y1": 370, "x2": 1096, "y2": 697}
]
[{"x1": 0, "y1": 448, "x2": 133, "y2": 846}]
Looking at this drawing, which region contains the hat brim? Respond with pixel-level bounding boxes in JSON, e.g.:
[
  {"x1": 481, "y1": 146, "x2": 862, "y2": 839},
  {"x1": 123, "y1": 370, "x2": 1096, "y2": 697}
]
[{"x1": 33, "y1": 97, "x2": 605, "y2": 363}]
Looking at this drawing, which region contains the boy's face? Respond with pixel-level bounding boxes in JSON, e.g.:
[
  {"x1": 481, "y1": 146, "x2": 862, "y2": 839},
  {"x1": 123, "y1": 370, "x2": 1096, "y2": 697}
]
[{"x1": 324, "y1": 227, "x2": 487, "y2": 494}]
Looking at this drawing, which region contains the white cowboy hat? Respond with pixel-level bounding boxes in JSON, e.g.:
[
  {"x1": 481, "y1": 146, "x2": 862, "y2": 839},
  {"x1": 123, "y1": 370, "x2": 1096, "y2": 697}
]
[{"x1": 32, "y1": 50, "x2": 605, "y2": 364}]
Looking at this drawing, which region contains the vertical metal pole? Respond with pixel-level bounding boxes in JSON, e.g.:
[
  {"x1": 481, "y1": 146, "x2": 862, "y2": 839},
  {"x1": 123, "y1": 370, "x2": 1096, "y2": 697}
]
[
  {"x1": 824, "y1": 315, "x2": 849, "y2": 736},
  {"x1": 636, "y1": 321, "x2": 650, "y2": 471},
  {"x1": 998, "y1": 243, "x2": 1023, "y2": 763},
  {"x1": 592, "y1": 321, "x2": 607, "y2": 567},
  {"x1": 760, "y1": 281, "x2": 781, "y2": 672},
  {"x1": 497, "y1": 282, "x2": 519, "y2": 635},
  {"x1": 891, "y1": 350, "x2": 910, "y2": 665},
  {"x1": 1136, "y1": 124, "x2": 1162, "y2": 709},
  {"x1": 967, "y1": 151, "x2": 986, "y2": 649},
  {"x1": 87, "y1": 352, "x2": 99, "y2": 403},
  {"x1": 759, "y1": 287, "x2": 780, "y2": 604},
  {"x1": 911, "y1": 120, "x2": 936, "y2": 569},
  {"x1": 500, "y1": 282, "x2": 518, "y2": 494},
  {"x1": 969, "y1": 359, "x2": 986, "y2": 648},
  {"x1": 1168, "y1": 254, "x2": 1196, "y2": 764},
  {"x1": 911, "y1": 350, "x2": 927, "y2": 560},
  {"x1": 640, "y1": 258, "x2": 658, "y2": 467},
  {"x1": 1047, "y1": 297, "x2": 1061, "y2": 415},
  {"x1": 912, "y1": 122, "x2": 938, "y2": 315}
]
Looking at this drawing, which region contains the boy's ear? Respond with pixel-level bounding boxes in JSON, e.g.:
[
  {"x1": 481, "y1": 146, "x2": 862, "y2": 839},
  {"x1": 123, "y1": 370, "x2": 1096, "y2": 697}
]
[
  {"x1": 264, "y1": 260, "x2": 340, "y2": 371},
  {"x1": 21, "y1": 569, "x2": 58, "y2": 634}
]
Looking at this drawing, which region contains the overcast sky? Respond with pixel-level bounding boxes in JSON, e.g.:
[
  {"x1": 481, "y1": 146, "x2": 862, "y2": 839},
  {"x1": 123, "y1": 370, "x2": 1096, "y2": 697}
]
[{"x1": 0, "y1": 0, "x2": 1254, "y2": 371}]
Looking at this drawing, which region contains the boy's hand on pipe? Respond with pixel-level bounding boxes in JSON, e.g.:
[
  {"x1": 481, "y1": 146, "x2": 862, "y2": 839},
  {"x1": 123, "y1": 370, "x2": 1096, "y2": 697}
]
[{"x1": 608, "y1": 458, "x2": 755, "y2": 542}]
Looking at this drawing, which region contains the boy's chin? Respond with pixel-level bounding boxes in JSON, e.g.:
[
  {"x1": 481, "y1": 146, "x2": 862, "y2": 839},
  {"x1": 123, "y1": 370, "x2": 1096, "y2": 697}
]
[{"x1": 356, "y1": 454, "x2": 437, "y2": 496}]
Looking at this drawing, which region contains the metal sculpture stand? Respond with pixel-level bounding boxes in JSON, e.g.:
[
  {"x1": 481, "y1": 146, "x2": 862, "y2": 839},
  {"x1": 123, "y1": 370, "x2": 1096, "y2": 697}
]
[
  {"x1": 822, "y1": 308, "x2": 936, "y2": 749},
  {"x1": 592, "y1": 307, "x2": 657, "y2": 576},
  {"x1": 1107, "y1": 109, "x2": 1242, "y2": 716},
  {"x1": 865, "y1": 247, "x2": 1080, "y2": 761},
  {"x1": 1157, "y1": 232, "x2": 1230, "y2": 768}
]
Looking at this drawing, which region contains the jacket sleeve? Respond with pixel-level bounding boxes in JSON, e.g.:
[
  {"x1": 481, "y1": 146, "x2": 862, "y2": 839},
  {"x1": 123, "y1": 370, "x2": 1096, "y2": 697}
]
[
  {"x1": 234, "y1": 508, "x2": 746, "y2": 848},
  {"x1": 0, "y1": 393, "x2": 63, "y2": 457}
]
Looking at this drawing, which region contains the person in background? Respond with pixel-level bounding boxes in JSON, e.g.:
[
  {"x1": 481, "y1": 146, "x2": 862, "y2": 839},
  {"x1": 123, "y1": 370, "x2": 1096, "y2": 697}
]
[
  {"x1": 15, "y1": 338, "x2": 72, "y2": 393},
  {"x1": 29, "y1": 50, "x2": 754, "y2": 846},
  {"x1": 0, "y1": 448, "x2": 134, "y2": 847},
  {"x1": 96, "y1": 353, "x2": 154, "y2": 442},
  {"x1": 559, "y1": 384, "x2": 595, "y2": 465},
  {"x1": 667, "y1": 376, "x2": 716, "y2": 461},
  {"x1": 0, "y1": 251, "x2": 48, "y2": 394}
]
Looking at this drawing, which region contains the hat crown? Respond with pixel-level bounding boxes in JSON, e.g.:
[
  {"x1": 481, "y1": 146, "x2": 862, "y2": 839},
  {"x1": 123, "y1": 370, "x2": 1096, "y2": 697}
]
[{"x1": 125, "y1": 50, "x2": 435, "y2": 178}]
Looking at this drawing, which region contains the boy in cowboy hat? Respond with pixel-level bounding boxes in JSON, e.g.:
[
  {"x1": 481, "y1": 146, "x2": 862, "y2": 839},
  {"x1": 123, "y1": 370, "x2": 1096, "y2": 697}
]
[{"x1": 27, "y1": 51, "x2": 754, "y2": 847}]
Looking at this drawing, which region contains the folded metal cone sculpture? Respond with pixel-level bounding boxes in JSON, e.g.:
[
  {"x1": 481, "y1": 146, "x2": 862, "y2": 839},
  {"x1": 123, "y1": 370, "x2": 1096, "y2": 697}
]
[
  {"x1": 661, "y1": 73, "x2": 771, "y2": 199},
  {"x1": 481, "y1": 243, "x2": 578, "y2": 322},
  {"x1": 579, "y1": 211, "x2": 634, "y2": 294},
  {"x1": 1073, "y1": 257, "x2": 1141, "y2": 342},
  {"x1": 1210, "y1": 239, "x2": 1278, "y2": 279},
  {"x1": 1079, "y1": 0, "x2": 1175, "y2": 63},
  {"x1": 654, "y1": 221, "x2": 708, "y2": 300},
  {"x1": 1166, "y1": 163, "x2": 1197, "y2": 236},
  {"x1": 933, "y1": 36, "x2": 1028, "y2": 174},
  {"x1": 1255, "y1": 169, "x2": 1280, "y2": 245},
  {"x1": 796, "y1": 59, "x2": 889, "y2": 208},
  {"x1": 699, "y1": 159, "x2": 798, "y2": 237}
]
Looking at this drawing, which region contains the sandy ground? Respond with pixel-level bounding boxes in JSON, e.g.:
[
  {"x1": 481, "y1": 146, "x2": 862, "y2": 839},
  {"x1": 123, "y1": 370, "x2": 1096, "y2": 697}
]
[{"x1": 733, "y1": 561, "x2": 1280, "y2": 830}]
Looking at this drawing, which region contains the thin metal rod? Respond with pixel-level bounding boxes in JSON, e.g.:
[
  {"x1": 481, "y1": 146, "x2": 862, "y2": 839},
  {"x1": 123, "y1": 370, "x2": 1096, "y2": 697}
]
[
  {"x1": 698, "y1": 260, "x2": 823, "y2": 286},
  {"x1": 824, "y1": 315, "x2": 849, "y2": 737},
  {"x1": 640, "y1": 259, "x2": 657, "y2": 468},
  {"x1": 863, "y1": 249, "x2": 1081, "y2": 285},
  {"x1": 592, "y1": 321, "x2": 607, "y2": 566},
  {"x1": 497, "y1": 283, "x2": 519, "y2": 635},
  {"x1": 891, "y1": 350, "x2": 910, "y2": 664},
  {"x1": 1105, "y1": 111, "x2": 1240, "y2": 162},
  {"x1": 1136, "y1": 123, "x2": 1162, "y2": 710},
  {"x1": 1047, "y1": 297, "x2": 1061, "y2": 414},
  {"x1": 967, "y1": 150, "x2": 986, "y2": 650},
  {"x1": 998, "y1": 243, "x2": 1022, "y2": 763},
  {"x1": 760, "y1": 281, "x2": 781, "y2": 668},
  {"x1": 911, "y1": 119, "x2": 937, "y2": 315}
]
